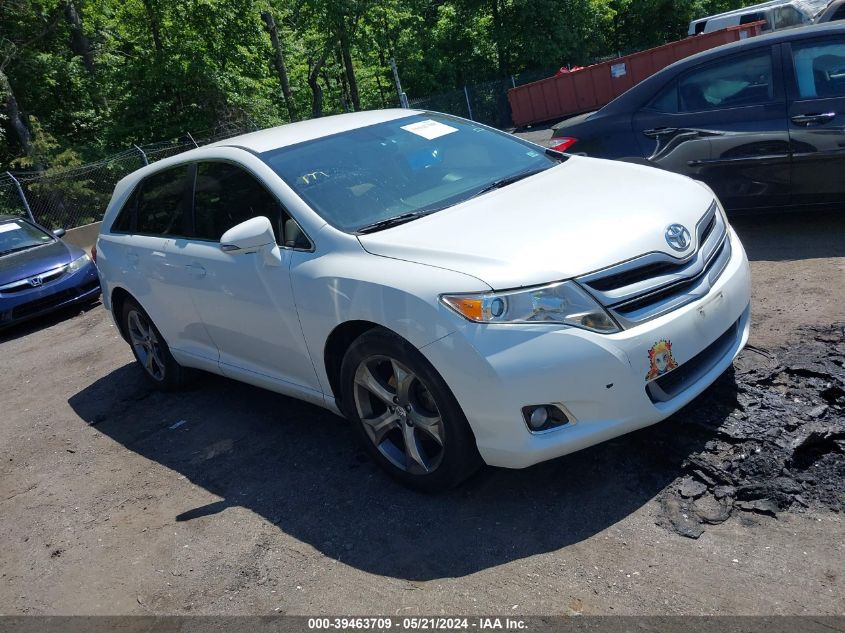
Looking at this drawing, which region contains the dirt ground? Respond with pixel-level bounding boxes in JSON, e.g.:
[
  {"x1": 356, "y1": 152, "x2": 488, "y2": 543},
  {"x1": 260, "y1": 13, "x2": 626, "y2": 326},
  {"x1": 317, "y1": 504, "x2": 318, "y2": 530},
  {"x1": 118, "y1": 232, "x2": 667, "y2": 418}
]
[{"x1": 1, "y1": 208, "x2": 843, "y2": 616}]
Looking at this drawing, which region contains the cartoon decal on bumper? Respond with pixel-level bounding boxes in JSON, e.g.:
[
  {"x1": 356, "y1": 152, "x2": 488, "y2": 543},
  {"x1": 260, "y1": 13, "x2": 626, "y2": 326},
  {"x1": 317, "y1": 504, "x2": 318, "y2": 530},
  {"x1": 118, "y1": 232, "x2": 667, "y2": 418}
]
[{"x1": 646, "y1": 339, "x2": 678, "y2": 381}]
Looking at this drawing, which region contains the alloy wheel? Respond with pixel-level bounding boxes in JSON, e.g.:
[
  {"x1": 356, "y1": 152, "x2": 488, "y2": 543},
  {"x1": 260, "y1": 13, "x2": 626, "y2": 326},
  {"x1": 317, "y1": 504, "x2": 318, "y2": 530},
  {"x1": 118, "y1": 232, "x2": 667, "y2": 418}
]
[
  {"x1": 127, "y1": 309, "x2": 166, "y2": 382},
  {"x1": 352, "y1": 355, "x2": 446, "y2": 475}
]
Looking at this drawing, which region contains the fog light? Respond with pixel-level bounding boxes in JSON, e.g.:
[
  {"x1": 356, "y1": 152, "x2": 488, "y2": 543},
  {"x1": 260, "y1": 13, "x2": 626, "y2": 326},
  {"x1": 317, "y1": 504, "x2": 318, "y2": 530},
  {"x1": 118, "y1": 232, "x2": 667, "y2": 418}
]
[
  {"x1": 522, "y1": 404, "x2": 571, "y2": 433},
  {"x1": 528, "y1": 406, "x2": 548, "y2": 430}
]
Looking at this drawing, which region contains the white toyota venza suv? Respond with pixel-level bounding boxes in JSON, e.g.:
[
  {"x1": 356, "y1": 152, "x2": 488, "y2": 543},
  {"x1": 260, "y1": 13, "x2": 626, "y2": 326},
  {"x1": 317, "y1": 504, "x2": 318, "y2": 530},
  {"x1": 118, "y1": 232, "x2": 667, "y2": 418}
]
[{"x1": 97, "y1": 110, "x2": 751, "y2": 490}]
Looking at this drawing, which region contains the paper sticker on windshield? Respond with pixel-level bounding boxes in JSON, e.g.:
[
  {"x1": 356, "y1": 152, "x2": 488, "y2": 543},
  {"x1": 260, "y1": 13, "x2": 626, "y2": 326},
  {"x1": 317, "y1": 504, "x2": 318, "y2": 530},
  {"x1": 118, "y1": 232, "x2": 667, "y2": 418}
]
[
  {"x1": 0, "y1": 223, "x2": 21, "y2": 234},
  {"x1": 401, "y1": 119, "x2": 458, "y2": 140}
]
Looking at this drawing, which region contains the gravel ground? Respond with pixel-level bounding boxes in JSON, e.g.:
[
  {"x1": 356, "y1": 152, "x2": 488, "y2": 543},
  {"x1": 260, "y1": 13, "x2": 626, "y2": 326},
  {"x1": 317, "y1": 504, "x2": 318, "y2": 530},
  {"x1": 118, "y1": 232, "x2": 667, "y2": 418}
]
[{"x1": 0, "y1": 208, "x2": 843, "y2": 616}]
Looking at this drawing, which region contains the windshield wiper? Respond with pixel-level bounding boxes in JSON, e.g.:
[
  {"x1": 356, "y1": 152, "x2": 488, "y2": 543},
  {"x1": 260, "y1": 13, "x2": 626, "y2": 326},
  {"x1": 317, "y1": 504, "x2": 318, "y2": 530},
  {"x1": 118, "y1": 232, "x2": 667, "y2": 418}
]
[
  {"x1": 356, "y1": 212, "x2": 429, "y2": 234},
  {"x1": 470, "y1": 166, "x2": 551, "y2": 200}
]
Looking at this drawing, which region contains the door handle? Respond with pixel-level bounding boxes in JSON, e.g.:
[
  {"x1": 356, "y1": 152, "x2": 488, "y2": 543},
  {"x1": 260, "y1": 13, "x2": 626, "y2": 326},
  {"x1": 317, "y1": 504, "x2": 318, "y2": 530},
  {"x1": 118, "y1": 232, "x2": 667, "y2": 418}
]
[
  {"x1": 186, "y1": 263, "x2": 206, "y2": 278},
  {"x1": 791, "y1": 112, "x2": 836, "y2": 126},
  {"x1": 126, "y1": 251, "x2": 139, "y2": 265},
  {"x1": 643, "y1": 127, "x2": 679, "y2": 139}
]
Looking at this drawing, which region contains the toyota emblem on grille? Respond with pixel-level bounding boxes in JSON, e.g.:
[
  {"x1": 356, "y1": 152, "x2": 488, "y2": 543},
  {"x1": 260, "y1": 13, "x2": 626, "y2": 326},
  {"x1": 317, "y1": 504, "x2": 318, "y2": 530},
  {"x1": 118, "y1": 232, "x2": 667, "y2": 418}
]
[
  {"x1": 665, "y1": 224, "x2": 691, "y2": 252},
  {"x1": 28, "y1": 275, "x2": 43, "y2": 287}
]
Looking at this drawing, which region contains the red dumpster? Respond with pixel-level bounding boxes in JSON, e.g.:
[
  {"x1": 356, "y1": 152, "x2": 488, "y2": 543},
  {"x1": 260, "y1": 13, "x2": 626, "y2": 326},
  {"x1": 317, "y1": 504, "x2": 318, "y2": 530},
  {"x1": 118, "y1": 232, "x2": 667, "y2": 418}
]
[{"x1": 508, "y1": 22, "x2": 765, "y2": 127}]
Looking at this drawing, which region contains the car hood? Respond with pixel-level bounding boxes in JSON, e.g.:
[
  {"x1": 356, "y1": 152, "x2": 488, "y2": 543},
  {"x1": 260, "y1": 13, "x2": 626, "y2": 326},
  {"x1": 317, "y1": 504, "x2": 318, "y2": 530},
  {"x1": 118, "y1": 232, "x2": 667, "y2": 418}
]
[
  {"x1": 0, "y1": 239, "x2": 75, "y2": 286},
  {"x1": 357, "y1": 156, "x2": 715, "y2": 290}
]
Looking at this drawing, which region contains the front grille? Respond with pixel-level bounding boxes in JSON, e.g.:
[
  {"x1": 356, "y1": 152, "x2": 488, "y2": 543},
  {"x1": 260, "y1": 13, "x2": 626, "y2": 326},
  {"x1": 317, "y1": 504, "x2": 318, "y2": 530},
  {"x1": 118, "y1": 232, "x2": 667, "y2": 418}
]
[
  {"x1": 646, "y1": 316, "x2": 741, "y2": 403},
  {"x1": 11, "y1": 279, "x2": 99, "y2": 320},
  {"x1": 576, "y1": 202, "x2": 730, "y2": 329},
  {"x1": 0, "y1": 265, "x2": 68, "y2": 294}
]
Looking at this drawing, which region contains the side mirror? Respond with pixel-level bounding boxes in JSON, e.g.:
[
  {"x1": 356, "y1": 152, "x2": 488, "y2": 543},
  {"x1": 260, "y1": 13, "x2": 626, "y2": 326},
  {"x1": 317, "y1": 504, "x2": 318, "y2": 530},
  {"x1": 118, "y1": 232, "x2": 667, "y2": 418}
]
[
  {"x1": 220, "y1": 216, "x2": 275, "y2": 254},
  {"x1": 53, "y1": 228, "x2": 66, "y2": 238}
]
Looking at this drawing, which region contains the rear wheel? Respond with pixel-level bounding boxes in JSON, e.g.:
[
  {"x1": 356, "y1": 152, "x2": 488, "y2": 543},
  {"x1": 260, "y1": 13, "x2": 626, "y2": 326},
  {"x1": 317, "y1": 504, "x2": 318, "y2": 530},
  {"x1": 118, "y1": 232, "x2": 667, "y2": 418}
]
[
  {"x1": 121, "y1": 299, "x2": 192, "y2": 390},
  {"x1": 340, "y1": 328, "x2": 481, "y2": 491}
]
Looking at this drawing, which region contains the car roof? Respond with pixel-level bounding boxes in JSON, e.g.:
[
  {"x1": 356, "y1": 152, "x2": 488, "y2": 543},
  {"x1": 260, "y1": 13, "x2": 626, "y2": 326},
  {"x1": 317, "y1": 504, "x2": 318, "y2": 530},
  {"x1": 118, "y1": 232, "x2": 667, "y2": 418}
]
[
  {"x1": 691, "y1": 0, "x2": 795, "y2": 23},
  {"x1": 104, "y1": 108, "x2": 430, "y2": 219},
  {"x1": 207, "y1": 108, "x2": 423, "y2": 154},
  {"x1": 600, "y1": 22, "x2": 845, "y2": 114}
]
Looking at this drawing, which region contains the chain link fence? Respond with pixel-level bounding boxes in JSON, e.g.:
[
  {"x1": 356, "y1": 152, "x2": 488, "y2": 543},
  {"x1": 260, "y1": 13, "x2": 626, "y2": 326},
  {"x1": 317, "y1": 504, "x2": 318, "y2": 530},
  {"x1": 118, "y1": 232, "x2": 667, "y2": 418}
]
[
  {"x1": 0, "y1": 121, "x2": 257, "y2": 231},
  {"x1": 408, "y1": 67, "x2": 562, "y2": 129}
]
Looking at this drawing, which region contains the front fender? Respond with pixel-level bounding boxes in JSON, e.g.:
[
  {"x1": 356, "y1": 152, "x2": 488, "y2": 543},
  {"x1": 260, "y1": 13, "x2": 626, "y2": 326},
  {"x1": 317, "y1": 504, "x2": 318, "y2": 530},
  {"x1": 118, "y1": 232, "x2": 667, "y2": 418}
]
[{"x1": 289, "y1": 248, "x2": 490, "y2": 397}]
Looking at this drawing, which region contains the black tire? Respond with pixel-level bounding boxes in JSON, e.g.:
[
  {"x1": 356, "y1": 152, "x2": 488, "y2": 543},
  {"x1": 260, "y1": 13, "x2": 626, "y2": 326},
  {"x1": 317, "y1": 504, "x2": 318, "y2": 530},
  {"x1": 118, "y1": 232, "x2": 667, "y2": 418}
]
[
  {"x1": 121, "y1": 298, "x2": 193, "y2": 391},
  {"x1": 339, "y1": 327, "x2": 482, "y2": 492}
]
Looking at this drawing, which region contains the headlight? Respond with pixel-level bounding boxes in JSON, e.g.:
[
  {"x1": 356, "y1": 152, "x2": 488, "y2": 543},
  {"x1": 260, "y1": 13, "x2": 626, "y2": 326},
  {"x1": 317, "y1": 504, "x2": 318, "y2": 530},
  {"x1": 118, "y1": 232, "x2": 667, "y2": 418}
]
[
  {"x1": 66, "y1": 253, "x2": 91, "y2": 274},
  {"x1": 440, "y1": 280, "x2": 620, "y2": 333}
]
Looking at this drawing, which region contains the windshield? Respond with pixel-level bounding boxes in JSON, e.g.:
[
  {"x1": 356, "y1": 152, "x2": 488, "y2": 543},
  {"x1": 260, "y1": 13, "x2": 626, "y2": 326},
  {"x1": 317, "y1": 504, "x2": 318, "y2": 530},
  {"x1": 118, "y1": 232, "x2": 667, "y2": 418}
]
[
  {"x1": 259, "y1": 113, "x2": 558, "y2": 232},
  {"x1": 0, "y1": 219, "x2": 54, "y2": 256}
]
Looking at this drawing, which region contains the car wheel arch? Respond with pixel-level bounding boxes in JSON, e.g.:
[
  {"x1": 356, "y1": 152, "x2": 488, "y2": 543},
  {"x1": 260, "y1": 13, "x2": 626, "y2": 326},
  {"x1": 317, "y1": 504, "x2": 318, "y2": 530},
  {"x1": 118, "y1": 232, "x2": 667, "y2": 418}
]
[
  {"x1": 110, "y1": 287, "x2": 135, "y2": 342},
  {"x1": 323, "y1": 320, "x2": 385, "y2": 404},
  {"x1": 111, "y1": 287, "x2": 158, "y2": 345}
]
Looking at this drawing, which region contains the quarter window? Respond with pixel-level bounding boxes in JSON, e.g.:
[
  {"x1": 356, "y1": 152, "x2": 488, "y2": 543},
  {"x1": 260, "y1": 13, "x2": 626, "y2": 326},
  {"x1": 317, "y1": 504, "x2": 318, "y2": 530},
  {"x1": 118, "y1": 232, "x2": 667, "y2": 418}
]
[
  {"x1": 135, "y1": 166, "x2": 190, "y2": 236},
  {"x1": 111, "y1": 186, "x2": 139, "y2": 233},
  {"x1": 192, "y1": 162, "x2": 282, "y2": 242},
  {"x1": 678, "y1": 52, "x2": 774, "y2": 112},
  {"x1": 792, "y1": 40, "x2": 845, "y2": 99}
]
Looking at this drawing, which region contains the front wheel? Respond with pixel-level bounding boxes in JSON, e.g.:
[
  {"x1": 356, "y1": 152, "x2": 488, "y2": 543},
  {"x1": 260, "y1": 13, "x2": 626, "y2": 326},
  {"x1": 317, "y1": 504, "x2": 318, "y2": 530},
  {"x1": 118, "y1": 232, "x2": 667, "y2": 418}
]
[{"x1": 340, "y1": 328, "x2": 481, "y2": 491}]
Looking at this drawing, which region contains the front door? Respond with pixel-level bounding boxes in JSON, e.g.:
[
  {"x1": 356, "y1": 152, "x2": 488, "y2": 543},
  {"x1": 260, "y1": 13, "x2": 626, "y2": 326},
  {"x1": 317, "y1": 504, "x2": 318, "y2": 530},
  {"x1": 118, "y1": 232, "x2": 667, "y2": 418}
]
[
  {"x1": 181, "y1": 161, "x2": 320, "y2": 393},
  {"x1": 784, "y1": 35, "x2": 845, "y2": 208}
]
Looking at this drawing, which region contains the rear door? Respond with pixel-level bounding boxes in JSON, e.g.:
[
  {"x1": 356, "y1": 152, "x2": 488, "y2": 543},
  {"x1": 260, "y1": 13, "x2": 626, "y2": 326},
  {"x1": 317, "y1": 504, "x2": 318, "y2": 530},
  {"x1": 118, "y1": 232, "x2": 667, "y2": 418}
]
[
  {"x1": 632, "y1": 45, "x2": 791, "y2": 211},
  {"x1": 784, "y1": 34, "x2": 845, "y2": 207},
  {"x1": 113, "y1": 164, "x2": 218, "y2": 363}
]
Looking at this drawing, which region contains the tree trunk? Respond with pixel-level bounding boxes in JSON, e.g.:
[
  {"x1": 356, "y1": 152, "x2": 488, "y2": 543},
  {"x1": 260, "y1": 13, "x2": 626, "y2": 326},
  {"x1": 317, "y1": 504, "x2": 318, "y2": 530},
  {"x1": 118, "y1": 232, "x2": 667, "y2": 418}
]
[
  {"x1": 338, "y1": 23, "x2": 360, "y2": 111},
  {"x1": 491, "y1": 0, "x2": 508, "y2": 75},
  {"x1": 141, "y1": 0, "x2": 164, "y2": 53},
  {"x1": 62, "y1": 0, "x2": 96, "y2": 76},
  {"x1": 62, "y1": 0, "x2": 107, "y2": 109},
  {"x1": 307, "y1": 48, "x2": 330, "y2": 118},
  {"x1": 0, "y1": 70, "x2": 33, "y2": 157},
  {"x1": 261, "y1": 11, "x2": 298, "y2": 122},
  {"x1": 335, "y1": 49, "x2": 352, "y2": 112}
]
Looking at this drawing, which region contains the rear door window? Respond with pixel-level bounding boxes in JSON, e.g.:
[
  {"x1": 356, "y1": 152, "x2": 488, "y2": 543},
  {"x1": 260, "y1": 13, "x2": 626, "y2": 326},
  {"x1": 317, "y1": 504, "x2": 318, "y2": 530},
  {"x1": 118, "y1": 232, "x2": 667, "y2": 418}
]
[
  {"x1": 678, "y1": 51, "x2": 774, "y2": 112},
  {"x1": 648, "y1": 81, "x2": 679, "y2": 112},
  {"x1": 134, "y1": 166, "x2": 190, "y2": 236}
]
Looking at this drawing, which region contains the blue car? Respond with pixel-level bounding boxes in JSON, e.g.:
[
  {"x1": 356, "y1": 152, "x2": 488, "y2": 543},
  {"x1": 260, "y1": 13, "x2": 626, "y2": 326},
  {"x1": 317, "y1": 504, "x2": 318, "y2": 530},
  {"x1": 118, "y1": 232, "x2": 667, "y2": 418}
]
[{"x1": 0, "y1": 215, "x2": 101, "y2": 329}]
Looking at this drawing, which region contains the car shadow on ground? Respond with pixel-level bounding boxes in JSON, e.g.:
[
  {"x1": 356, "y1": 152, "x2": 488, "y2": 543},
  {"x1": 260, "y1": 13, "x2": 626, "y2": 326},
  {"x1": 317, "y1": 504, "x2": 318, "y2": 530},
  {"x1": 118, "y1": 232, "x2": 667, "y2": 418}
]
[
  {"x1": 68, "y1": 363, "x2": 738, "y2": 581},
  {"x1": 731, "y1": 208, "x2": 845, "y2": 262}
]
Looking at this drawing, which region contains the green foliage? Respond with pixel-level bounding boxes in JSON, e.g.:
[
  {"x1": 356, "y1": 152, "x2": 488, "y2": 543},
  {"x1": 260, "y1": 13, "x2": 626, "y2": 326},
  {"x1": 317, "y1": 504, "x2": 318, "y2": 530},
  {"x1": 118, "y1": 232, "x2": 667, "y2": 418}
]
[{"x1": 0, "y1": 0, "x2": 756, "y2": 169}]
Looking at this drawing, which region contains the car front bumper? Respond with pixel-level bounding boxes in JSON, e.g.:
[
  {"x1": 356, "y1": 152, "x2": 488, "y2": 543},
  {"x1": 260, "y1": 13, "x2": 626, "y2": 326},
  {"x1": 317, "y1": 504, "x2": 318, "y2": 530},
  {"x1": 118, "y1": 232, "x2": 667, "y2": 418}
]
[
  {"x1": 0, "y1": 260, "x2": 101, "y2": 330},
  {"x1": 421, "y1": 227, "x2": 751, "y2": 469}
]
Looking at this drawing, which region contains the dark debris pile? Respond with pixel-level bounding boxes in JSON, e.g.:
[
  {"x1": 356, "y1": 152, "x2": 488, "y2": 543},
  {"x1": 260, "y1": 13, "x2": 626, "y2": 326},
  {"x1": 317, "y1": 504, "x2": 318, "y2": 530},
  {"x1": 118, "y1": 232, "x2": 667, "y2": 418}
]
[{"x1": 656, "y1": 323, "x2": 845, "y2": 538}]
